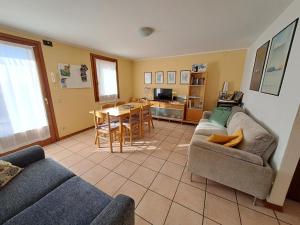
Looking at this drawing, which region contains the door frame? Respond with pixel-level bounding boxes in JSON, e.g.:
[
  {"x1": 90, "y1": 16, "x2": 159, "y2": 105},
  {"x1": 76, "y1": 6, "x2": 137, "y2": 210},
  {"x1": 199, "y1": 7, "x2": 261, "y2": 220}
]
[{"x1": 0, "y1": 32, "x2": 58, "y2": 153}]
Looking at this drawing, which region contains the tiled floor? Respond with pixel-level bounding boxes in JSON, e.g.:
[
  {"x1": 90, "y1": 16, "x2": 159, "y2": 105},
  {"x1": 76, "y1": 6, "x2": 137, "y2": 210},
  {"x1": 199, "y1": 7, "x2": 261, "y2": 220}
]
[{"x1": 44, "y1": 120, "x2": 300, "y2": 225}]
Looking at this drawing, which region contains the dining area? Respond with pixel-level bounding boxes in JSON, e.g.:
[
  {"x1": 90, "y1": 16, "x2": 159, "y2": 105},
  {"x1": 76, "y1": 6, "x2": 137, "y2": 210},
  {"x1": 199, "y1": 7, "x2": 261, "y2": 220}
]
[{"x1": 90, "y1": 100, "x2": 154, "y2": 153}]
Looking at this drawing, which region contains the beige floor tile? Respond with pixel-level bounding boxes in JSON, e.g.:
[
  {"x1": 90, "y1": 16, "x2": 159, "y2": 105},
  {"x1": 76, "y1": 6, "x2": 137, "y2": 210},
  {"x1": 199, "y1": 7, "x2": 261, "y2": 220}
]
[
  {"x1": 77, "y1": 146, "x2": 98, "y2": 158},
  {"x1": 204, "y1": 193, "x2": 240, "y2": 225},
  {"x1": 57, "y1": 138, "x2": 79, "y2": 148},
  {"x1": 169, "y1": 130, "x2": 185, "y2": 138},
  {"x1": 181, "y1": 168, "x2": 206, "y2": 190},
  {"x1": 127, "y1": 152, "x2": 149, "y2": 164},
  {"x1": 95, "y1": 172, "x2": 126, "y2": 196},
  {"x1": 80, "y1": 165, "x2": 110, "y2": 185},
  {"x1": 51, "y1": 149, "x2": 73, "y2": 161},
  {"x1": 130, "y1": 166, "x2": 157, "y2": 188},
  {"x1": 164, "y1": 136, "x2": 179, "y2": 145},
  {"x1": 174, "y1": 182, "x2": 205, "y2": 213},
  {"x1": 142, "y1": 156, "x2": 165, "y2": 171},
  {"x1": 279, "y1": 221, "x2": 290, "y2": 225},
  {"x1": 236, "y1": 191, "x2": 275, "y2": 217},
  {"x1": 113, "y1": 160, "x2": 139, "y2": 178},
  {"x1": 173, "y1": 146, "x2": 188, "y2": 156},
  {"x1": 165, "y1": 202, "x2": 203, "y2": 225},
  {"x1": 136, "y1": 190, "x2": 172, "y2": 225},
  {"x1": 100, "y1": 155, "x2": 124, "y2": 170},
  {"x1": 60, "y1": 154, "x2": 84, "y2": 168},
  {"x1": 275, "y1": 199, "x2": 300, "y2": 225},
  {"x1": 44, "y1": 144, "x2": 66, "y2": 155},
  {"x1": 151, "y1": 149, "x2": 171, "y2": 160},
  {"x1": 135, "y1": 214, "x2": 151, "y2": 225},
  {"x1": 150, "y1": 174, "x2": 179, "y2": 200},
  {"x1": 67, "y1": 142, "x2": 89, "y2": 152},
  {"x1": 206, "y1": 181, "x2": 236, "y2": 202},
  {"x1": 239, "y1": 206, "x2": 278, "y2": 225},
  {"x1": 69, "y1": 159, "x2": 95, "y2": 175},
  {"x1": 114, "y1": 180, "x2": 147, "y2": 206},
  {"x1": 87, "y1": 151, "x2": 110, "y2": 163},
  {"x1": 167, "y1": 152, "x2": 187, "y2": 166},
  {"x1": 160, "y1": 161, "x2": 184, "y2": 180},
  {"x1": 203, "y1": 218, "x2": 220, "y2": 225}
]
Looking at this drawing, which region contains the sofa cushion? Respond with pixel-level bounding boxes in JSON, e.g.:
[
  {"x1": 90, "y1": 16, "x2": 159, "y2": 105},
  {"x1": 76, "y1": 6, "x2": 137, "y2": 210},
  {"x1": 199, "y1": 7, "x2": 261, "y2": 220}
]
[
  {"x1": 227, "y1": 112, "x2": 275, "y2": 156},
  {"x1": 4, "y1": 176, "x2": 112, "y2": 225},
  {"x1": 0, "y1": 158, "x2": 74, "y2": 224},
  {"x1": 226, "y1": 106, "x2": 244, "y2": 127},
  {"x1": 195, "y1": 119, "x2": 227, "y2": 136},
  {"x1": 208, "y1": 107, "x2": 232, "y2": 126}
]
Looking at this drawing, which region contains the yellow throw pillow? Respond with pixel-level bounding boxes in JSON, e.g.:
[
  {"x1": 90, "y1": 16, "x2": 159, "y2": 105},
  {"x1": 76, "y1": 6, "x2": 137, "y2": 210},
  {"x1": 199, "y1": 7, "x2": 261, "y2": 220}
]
[
  {"x1": 207, "y1": 134, "x2": 238, "y2": 144},
  {"x1": 224, "y1": 129, "x2": 243, "y2": 147}
]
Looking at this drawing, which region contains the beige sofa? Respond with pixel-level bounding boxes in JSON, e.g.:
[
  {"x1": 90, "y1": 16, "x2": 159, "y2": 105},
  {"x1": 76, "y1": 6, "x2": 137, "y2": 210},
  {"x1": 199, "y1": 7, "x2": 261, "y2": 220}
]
[{"x1": 187, "y1": 107, "x2": 276, "y2": 200}]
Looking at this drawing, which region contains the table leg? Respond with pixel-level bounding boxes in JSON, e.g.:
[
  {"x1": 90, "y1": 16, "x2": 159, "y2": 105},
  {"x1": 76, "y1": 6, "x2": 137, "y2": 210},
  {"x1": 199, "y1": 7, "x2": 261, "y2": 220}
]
[{"x1": 119, "y1": 116, "x2": 123, "y2": 153}]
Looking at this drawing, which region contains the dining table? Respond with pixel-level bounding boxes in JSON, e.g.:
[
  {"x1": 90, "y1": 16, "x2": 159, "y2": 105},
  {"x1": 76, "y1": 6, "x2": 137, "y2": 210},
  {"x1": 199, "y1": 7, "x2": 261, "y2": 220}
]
[{"x1": 90, "y1": 102, "x2": 148, "y2": 152}]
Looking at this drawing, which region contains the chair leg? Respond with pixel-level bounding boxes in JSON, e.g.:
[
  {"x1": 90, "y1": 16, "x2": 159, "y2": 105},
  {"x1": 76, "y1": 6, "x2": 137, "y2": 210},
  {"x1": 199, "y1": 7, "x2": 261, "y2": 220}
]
[
  {"x1": 253, "y1": 197, "x2": 257, "y2": 206},
  {"x1": 148, "y1": 120, "x2": 151, "y2": 132},
  {"x1": 94, "y1": 132, "x2": 98, "y2": 144},
  {"x1": 109, "y1": 133, "x2": 113, "y2": 153},
  {"x1": 130, "y1": 129, "x2": 133, "y2": 146},
  {"x1": 151, "y1": 118, "x2": 154, "y2": 128},
  {"x1": 190, "y1": 173, "x2": 193, "y2": 182},
  {"x1": 97, "y1": 134, "x2": 100, "y2": 148}
]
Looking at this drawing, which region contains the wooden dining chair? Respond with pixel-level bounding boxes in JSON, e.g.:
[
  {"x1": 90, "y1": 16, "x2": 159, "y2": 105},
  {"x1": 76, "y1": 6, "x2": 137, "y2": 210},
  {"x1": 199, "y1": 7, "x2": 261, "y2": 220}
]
[
  {"x1": 141, "y1": 104, "x2": 154, "y2": 135},
  {"x1": 100, "y1": 102, "x2": 116, "y2": 110},
  {"x1": 115, "y1": 101, "x2": 126, "y2": 106},
  {"x1": 123, "y1": 107, "x2": 142, "y2": 145},
  {"x1": 93, "y1": 110, "x2": 120, "y2": 152}
]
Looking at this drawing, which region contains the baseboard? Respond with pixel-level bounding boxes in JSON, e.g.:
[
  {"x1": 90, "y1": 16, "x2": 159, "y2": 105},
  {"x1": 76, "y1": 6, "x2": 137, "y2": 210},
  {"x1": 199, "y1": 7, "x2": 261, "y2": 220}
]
[
  {"x1": 263, "y1": 201, "x2": 284, "y2": 212},
  {"x1": 58, "y1": 126, "x2": 94, "y2": 140}
]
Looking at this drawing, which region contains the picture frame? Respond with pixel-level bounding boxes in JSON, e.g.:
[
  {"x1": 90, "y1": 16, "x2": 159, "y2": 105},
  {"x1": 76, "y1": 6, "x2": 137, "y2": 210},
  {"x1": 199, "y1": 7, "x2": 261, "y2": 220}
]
[
  {"x1": 155, "y1": 71, "x2": 164, "y2": 84},
  {"x1": 144, "y1": 72, "x2": 152, "y2": 84},
  {"x1": 167, "y1": 71, "x2": 176, "y2": 84},
  {"x1": 261, "y1": 18, "x2": 298, "y2": 96},
  {"x1": 249, "y1": 41, "x2": 270, "y2": 91},
  {"x1": 180, "y1": 70, "x2": 190, "y2": 84}
]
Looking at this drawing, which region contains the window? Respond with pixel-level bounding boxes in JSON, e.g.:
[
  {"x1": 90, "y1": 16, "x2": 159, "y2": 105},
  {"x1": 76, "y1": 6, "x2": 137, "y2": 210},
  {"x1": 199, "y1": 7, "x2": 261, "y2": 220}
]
[{"x1": 90, "y1": 54, "x2": 119, "y2": 102}]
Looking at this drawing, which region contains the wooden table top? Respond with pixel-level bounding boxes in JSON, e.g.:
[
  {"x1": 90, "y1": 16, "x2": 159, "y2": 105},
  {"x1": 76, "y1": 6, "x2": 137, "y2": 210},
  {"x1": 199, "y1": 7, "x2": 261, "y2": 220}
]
[{"x1": 90, "y1": 102, "x2": 147, "y2": 117}]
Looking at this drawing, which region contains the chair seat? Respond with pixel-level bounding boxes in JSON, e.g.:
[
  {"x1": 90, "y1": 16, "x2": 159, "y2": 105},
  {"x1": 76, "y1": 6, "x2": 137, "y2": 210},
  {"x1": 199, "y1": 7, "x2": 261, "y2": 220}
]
[{"x1": 97, "y1": 122, "x2": 119, "y2": 131}]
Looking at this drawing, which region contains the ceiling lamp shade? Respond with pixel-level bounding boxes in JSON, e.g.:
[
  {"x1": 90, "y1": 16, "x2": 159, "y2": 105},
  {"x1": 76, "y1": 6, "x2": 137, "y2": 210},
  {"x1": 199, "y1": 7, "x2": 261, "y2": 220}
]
[{"x1": 139, "y1": 27, "x2": 154, "y2": 37}]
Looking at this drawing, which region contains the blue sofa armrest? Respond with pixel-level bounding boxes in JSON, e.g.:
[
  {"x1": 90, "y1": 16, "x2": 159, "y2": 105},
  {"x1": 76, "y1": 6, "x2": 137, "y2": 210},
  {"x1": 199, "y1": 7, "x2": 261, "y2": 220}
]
[
  {"x1": 0, "y1": 145, "x2": 45, "y2": 168},
  {"x1": 90, "y1": 194, "x2": 135, "y2": 225}
]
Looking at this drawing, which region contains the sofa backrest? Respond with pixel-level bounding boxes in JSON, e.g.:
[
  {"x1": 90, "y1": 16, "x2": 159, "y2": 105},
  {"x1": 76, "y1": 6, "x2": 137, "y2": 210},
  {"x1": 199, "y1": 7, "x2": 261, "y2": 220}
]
[
  {"x1": 226, "y1": 106, "x2": 245, "y2": 127},
  {"x1": 227, "y1": 112, "x2": 276, "y2": 160}
]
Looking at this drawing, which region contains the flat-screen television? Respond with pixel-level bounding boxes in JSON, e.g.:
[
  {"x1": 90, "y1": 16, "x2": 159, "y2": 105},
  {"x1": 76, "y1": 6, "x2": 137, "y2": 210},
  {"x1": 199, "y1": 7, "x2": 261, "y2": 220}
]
[{"x1": 153, "y1": 88, "x2": 173, "y2": 101}]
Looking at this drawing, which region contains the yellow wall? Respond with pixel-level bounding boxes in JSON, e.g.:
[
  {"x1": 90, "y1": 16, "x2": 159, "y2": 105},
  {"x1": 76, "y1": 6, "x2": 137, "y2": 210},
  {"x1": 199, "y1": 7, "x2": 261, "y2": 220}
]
[
  {"x1": 132, "y1": 49, "x2": 247, "y2": 110},
  {"x1": 0, "y1": 26, "x2": 133, "y2": 137}
]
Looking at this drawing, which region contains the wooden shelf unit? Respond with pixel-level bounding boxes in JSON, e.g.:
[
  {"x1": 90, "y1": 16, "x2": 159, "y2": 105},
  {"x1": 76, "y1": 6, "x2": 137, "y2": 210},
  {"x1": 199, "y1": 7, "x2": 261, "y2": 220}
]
[
  {"x1": 150, "y1": 101, "x2": 185, "y2": 122},
  {"x1": 185, "y1": 72, "x2": 207, "y2": 123}
]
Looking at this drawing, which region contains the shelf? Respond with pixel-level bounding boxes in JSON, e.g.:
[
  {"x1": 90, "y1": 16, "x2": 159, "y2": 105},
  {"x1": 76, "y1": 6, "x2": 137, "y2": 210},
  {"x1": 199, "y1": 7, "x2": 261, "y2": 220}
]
[
  {"x1": 188, "y1": 107, "x2": 203, "y2": 110},
  {"x1": 188, "y1": 96, "x2": 202, "y2": 99},
  {"x1": 189, "y1": 85, "x2": 205, "y2": 87}
]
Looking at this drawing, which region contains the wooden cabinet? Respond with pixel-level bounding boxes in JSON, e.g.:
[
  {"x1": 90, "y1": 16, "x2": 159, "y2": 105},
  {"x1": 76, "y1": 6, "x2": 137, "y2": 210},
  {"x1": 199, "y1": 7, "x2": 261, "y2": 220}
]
[
  {"x1": 150, "y1": 101, "x2": 185, "y2": 122},
  {"x1": 186, "y1": 109, "x2": 203, "y2": 122}
]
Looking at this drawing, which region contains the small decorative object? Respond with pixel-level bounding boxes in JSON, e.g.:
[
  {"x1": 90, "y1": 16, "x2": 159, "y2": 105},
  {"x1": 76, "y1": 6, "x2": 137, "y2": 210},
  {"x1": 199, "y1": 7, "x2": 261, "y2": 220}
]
[
  {"x1": 250, "y1": 41, "x2": 270, "y2": 91},
  {"x1": 58, "y1": 63, "x2": 91, "y2": 88},
  {"x1": 144, "y1": 72, "x2": 152, "y2": 84},
  {"x1": 180, "y1": 70, "x2": 190, "y2": 84},
  {"x1": 80, "y1": 64, "x2": 88, "y2": 82},
  {"x1": 261, "y1": 18, "x2": 298, "y2": 96},
  {"x1": 155, "y1": 71, "x2": 164, "y2": 84},
  {"x1": 167, "y1": 71, "x2": 176, "y2": 84},
  {"x1": 192, "y1": 64, "x2": 207, "y2": 72}
]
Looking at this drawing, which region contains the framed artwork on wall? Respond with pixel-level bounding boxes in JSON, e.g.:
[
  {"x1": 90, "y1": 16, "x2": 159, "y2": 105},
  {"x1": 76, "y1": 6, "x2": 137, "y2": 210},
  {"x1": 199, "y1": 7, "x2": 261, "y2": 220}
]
[
  {"x1": 261, "y1": 18, "x2": 298, "y2": 96},
  {"x1": 144, "y1": 72, "x2": 152, "y2": 84},
  {"x1": 167, "y1": 71, "x2": 176, "y2": 84},
  {"x1": 155, "y1": 71, "x2": 164, "y2": 84},
  {"x1": 180, "y1": 70, "x2": 190, "y2": 84},
  {"x1": 249, "y1": 41, "x2": 270, "y2": 91}
]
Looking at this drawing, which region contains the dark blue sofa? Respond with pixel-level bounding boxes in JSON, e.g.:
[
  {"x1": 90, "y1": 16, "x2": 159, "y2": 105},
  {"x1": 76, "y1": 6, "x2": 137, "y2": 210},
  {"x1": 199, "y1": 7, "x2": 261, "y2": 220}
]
[{"x1": 0, "y1": 146, "x2": 135, "y2": 225}]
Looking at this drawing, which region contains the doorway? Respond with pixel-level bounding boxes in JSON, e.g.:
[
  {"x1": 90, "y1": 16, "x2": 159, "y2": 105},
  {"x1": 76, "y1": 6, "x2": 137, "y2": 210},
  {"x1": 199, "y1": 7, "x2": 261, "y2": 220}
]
[{"x1": 0, "y1": 32, "x2": 57, "y2": 154}]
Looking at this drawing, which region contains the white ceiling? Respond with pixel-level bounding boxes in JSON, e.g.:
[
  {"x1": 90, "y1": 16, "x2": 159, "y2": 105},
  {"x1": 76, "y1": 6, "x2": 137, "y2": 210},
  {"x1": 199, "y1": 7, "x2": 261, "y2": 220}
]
[{"x1": 0, "y1": 0, "x2": 294, "y2": 59}]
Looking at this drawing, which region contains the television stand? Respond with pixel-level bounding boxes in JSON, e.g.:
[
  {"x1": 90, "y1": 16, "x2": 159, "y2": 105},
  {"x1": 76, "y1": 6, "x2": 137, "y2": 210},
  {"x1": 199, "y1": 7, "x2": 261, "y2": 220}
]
[{"x1": 150, "y1": 100, "x2": 185, "y2": 122}]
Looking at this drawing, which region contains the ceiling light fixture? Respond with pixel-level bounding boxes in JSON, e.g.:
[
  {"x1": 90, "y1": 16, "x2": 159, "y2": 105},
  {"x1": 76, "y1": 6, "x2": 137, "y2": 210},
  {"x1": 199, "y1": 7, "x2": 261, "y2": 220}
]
[{"x1": 139, "y1": 27, "x2": 154, "y2": 37}]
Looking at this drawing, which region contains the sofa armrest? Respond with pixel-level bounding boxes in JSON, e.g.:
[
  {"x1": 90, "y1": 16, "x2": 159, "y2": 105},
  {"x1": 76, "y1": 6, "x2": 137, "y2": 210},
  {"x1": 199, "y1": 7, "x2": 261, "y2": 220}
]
[
  {"x1": 0, "y1": 145, "x2": 45, "y2": 168},
  {"x1": 191, "y1": 135, "x2": 263, "y2": 166},
  {"x1": 202, "y1": 111, "x2": 212, "y2": 119},
  {"x1": 90, "y1": 194, "x2": 135, "y2": 225}
]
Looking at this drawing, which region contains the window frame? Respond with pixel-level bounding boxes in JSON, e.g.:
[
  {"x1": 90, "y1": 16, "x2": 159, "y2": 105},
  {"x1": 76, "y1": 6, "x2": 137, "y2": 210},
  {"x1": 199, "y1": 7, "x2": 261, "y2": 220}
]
[{"x1": 90, "y1": 53, "x2": 120, "y2": 102}]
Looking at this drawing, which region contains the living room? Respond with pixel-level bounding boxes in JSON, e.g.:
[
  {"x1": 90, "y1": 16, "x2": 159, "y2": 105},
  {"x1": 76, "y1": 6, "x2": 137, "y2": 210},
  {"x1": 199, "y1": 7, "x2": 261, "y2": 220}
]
[{"x1": 1, "y1": 1, "x2": 300, "y2": 225}]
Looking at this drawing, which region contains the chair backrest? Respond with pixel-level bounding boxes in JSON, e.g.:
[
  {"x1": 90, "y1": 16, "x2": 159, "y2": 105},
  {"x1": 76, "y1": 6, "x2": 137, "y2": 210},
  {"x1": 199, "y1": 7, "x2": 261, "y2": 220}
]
[
  {"x1": 115, "y1": 101, "x2": 126, "y2": 106},
  {"x1": 142, "y1": 104, "x2": 151, "y2": 119},
  {"x1": 93, "y1": 110, "x2": 111, "y2": 130},
  {"x1": 100, "y1": 102, "x2": 116, "y2": 110},
  {"x1": 130, "y1": 97, "x2": 139, "y2": 102},
  {"x1": 129, "y1": 107, "x2": 141, "y2": 124}
]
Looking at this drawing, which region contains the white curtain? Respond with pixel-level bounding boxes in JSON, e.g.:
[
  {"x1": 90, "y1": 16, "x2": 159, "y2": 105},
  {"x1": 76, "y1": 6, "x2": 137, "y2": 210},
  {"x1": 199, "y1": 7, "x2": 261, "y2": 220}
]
[
  {"x1": 96, "y1": 59, "x2": 118, "y2": 102},
  {"x1": 0, "y1": 41, "x2": 50, "y2": 153}
]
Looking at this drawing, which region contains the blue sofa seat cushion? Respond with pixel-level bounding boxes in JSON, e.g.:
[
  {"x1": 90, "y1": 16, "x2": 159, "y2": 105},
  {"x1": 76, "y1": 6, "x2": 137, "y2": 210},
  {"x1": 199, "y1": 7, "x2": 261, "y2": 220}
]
[
  {"x1": 0, "y1": 158, "x2": 74, "y2": 224},
  {"x1": 4, "y1": 176, "x2": 112, "y2": 225}
]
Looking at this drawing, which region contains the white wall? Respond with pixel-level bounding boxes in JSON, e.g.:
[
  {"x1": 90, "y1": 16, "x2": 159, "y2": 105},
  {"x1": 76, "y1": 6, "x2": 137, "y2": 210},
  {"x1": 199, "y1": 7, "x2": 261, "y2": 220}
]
[{"x1": 241, "y1": 0, "x2": 300, "y2": 206}]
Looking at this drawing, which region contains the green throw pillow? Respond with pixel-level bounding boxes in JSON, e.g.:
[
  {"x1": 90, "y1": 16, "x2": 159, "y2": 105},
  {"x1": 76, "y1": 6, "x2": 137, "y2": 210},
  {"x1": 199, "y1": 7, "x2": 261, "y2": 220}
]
[{"x1": 208, "y1": 107, "x2": 232, "y2": 127}]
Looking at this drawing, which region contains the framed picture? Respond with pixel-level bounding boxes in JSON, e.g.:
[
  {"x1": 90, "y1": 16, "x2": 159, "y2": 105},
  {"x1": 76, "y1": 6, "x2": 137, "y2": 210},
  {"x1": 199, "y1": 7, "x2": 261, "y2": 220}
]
[
  {"x1": 167, "y1": 71, "x2": 176, "y2": 84},
  {"x1": 249, "y1": 41, "x2": 270, "y2": 91},
  {"x1": 180, "y1": 70, "x2": 190, "y2": 84},
  {"x1": 155, "y1": 71, "x2": 164, "y2": 84},
  {"x1": 261, "y1": 18, "x2": 298, "y2": 96},
  {"x1": 144, "y1": 72, "x2": 152, "y2": 84}
]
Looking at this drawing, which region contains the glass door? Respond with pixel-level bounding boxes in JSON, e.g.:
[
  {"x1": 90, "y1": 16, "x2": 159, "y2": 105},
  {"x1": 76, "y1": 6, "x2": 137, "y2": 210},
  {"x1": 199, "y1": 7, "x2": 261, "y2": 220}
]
[{"x1": 0, "y1": 36, "x2": 57, "y2": 153}]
